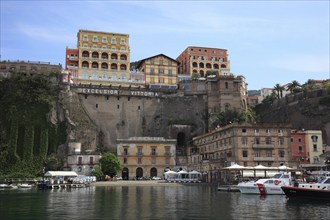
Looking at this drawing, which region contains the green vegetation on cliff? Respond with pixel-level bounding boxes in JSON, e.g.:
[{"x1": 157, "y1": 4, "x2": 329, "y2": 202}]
[{"x1": 0, "y1": 76, "x2": 66, "y2": 178}]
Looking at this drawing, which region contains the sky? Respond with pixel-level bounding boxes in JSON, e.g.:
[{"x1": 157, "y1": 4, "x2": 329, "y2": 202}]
[{"x1": 1, "y1": 0, "x2": 329, "y2": 90}]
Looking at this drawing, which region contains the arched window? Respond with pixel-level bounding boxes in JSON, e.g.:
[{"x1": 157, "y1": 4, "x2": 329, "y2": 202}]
[
  {"x1": 92, "y1": 72, "x2": 98, "y2": 79},
  {"x1": 136, "y1": 167, "x2": 143, "y2": 178},
  {"x1": 221, "y1": 64, "x2": 226, "y2": 68},
  {"x1": 192, "y1": 62, "x2": 197, "y2": 67},
  {"x1": 150, "y1": 167, "x2": 157, "y2": 177},
  {"x1": 199, "y1": 63, "x2": 204, "y2": 68}
]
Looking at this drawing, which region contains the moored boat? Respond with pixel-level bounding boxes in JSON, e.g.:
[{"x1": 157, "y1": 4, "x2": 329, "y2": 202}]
[
  {"x1": 281, "y1": 175, "x2": 330, "y2": 201},
  {"x1": 238, "y1": 173, "x2": 291, "y2": 195}
]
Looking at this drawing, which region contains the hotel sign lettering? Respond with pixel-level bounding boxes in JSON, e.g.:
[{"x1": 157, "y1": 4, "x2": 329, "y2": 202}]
[{"x1": 77, "y1": 88, "x2": 159, "y2": 97}]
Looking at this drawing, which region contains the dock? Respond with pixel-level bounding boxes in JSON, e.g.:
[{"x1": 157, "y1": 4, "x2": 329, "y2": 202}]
[{"x1": 217, "y1": 185, "x2": 240, "y2": 192}]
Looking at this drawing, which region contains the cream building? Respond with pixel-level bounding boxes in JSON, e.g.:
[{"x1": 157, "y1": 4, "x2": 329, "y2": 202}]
[
  {"x1": 117, "y1": 137, "x2": 176, "y2": 180},
  {"x1": 304, "y1": 130, "x2": 323, "y2": 164},
  {"x1": 73, "y1": 30, "x2": 143, "y2": 86},
  {"x1": 136, "y1": 54, "x2": 178, "y2": 89}
]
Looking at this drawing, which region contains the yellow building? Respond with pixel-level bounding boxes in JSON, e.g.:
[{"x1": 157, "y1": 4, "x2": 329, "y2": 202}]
[
  {"x1": 117, "y1": 137, "x2": 176, "y2": 180},
  {"x1": 304, "y1": 130, "x2": 323, "y2": 164},
  {"x1": 136, "y1": 54, "x2": 179, "y2": 90},
  {"x1": 76, "y1": 30, "x2": 134, "y2": 86}
]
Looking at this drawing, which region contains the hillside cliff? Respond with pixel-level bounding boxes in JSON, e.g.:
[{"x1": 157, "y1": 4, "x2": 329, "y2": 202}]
[{"x1": 256, "y1": 89, "x2": 330, "y2": 145}]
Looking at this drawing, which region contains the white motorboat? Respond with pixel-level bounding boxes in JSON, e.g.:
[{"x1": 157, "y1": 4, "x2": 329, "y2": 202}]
[
  {"x1": 17, "y1": 183, "x2": 33, "y2": 189},
  {"x1": 238, "y1": 173, "x2": 291, "y2": 195}
]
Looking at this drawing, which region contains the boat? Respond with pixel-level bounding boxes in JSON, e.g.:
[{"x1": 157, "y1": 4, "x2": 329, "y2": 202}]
[
  {"x1": 237, "y1": 173, "x2": 292, "y2": 195},
  {"x1": 0, "y1": 184, "x2": 18, "y2": 189},
  {"x1": 17, "y1": 183, "x2": 33, "y2": 189},
  {"x1": 281, "y1": 175, "x2": 330, "y2": 201}
]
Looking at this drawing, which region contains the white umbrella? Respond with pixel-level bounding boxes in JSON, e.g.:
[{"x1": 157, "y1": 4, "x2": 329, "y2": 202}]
[
  {"x1": 224, "y1": 164, "x2": 246, "y2": 170},
  {"x1": 278, "y1": 165, "x2": 292, "y2": 170}
]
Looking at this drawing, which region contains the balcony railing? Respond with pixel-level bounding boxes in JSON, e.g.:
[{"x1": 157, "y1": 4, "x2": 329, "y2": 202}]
[
  {"x1": 254, "y1": 157, "x2": 274, "y2": 161},
  {"x1": 252, "y1": 144, "x2": 274, "y2": 149}
]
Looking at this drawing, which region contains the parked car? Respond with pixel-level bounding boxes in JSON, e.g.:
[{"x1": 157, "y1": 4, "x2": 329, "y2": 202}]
[
  {"x1": 152, "y1": 176, "x2": 162, "y2": 180},
  {"x1": 116, "y1": 176, "x2": 123, "y2": 180}
]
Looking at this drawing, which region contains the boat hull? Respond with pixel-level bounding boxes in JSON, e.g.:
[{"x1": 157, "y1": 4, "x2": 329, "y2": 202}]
[{"x1": 281, "y1": 186, "x2": 330, "y2": 201}]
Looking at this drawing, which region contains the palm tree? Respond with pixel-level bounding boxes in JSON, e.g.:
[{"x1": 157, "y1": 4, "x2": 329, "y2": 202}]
[
  {"x1": 273, "y1": 83, "x2": 284, "y2": 99},
  {"x1": 287, "y1": 80, "x2": 300, "y2": 93}
]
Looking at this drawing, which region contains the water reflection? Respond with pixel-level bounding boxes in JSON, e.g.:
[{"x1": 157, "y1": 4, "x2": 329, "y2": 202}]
[{"x1": 0, "y1": 185, "x2": 329, "y2": 220}]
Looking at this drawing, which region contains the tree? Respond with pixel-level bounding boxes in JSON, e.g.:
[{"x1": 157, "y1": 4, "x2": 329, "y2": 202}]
[
  {"x1": 99, "y1": 153, "x2": 122, "y2": 178},
  {"x1": 273, "y1": 83, "x2": 283, "y2": 99},
  {"x1": 287, "y1": 80, "x2": 300, "y2": 94},
  {"x1": 90, "y1": 165, "x2": 104, "y2": 181}
]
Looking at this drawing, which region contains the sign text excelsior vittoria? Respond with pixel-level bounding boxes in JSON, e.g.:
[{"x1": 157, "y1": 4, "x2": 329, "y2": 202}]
[{"x1": 77, "y1": 88, "x2": 159, "y2": 97}]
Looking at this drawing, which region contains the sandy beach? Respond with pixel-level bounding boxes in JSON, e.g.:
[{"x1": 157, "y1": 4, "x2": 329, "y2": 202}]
[{"x1": 91, "y1": 180, "x2": 185, "y2": 187}]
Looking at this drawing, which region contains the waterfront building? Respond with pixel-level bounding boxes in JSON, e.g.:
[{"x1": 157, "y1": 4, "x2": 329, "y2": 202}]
[
  {"x1": 66, "y1": 142, "x2": 101, "y2": 176},
  {"x1": 136, "y1": 54, "x2": 179, "y2": 90},
  {"x1": 117, "y1": 137, "x2": 176, "y2": 180},
  {"x1": 189, "y1": 122, "x2": 292, "y2": 182},
  {"x1": 176, "y1": 46, "x2": 230, "y2": 80},
  {"x1": 0, "y1": 60, "x2": 61, "y2": 79},
  {"x1": 290, "y1": 130, "x2": 309, "y2": 167}
]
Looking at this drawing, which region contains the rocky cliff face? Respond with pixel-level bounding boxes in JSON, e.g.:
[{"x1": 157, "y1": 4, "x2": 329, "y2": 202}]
[{"x1": 256, "y1": 89, "x2": 330, "y2": 145}]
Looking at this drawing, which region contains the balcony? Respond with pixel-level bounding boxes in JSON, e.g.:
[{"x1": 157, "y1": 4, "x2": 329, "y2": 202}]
[
  {"x1": 254, "y1": 157, "x2": 274, "y2": 161},
  {"x1": 252, "y1": 144, "x2": 274, "y2": 149}
]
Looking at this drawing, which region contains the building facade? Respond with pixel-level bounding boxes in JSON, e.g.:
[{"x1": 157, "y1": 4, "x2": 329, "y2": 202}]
[
  {"x1": 176, "y1": 46, "x2": 230, "y2": 79},
  {"x1": 66, "y1": 142, "x2": 101, "y2": 176},
  {"x1": 305, "y1": 130, "x2": 323, "y2": 164},
  {"x1": 0, "y1": 60, "x2": 61, "y2": 79},
  {"x1": 189, "y1": 122, "x2": 292, "y2": 182},
  {"x1": 290, "y1": 130, "x2": 309, "y2": 167},
  {"x1": 117, "y1": 137, "x2": 176, "y2": 180},
  {"x1": 136, "y1": 54, "x2": 179, "y2": 89},
  {"x1": 66, "y1": 30, "x2": 142, "y2": 86}
]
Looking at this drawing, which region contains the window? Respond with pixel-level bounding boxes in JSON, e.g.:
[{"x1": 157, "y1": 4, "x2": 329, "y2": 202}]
[
  {"x1": 298, "y1": 138, "x2": 302, "y2": 143},
  {"x1": 255, "y1": 150, "x2": 260, "y2": 157},
  {"x1": 278, "y1": 129, "x2": 283, "y2": 135},
  {"x1": 313, "y1": 144, "x2": 318, "y2": 152},
  {"x1": 102, "y1": 37, "x2": 107, "y2": 43},
  {"x1": 93, "y1": 36, "x2": 98, "y2": 42},
  {"x1": 78, "y1": 156, "x2": 83, "y2": 165},
  {"x1": 123, "y1": 147, "x2": 128, "y2": 156},
  {"x1": 168, "y1": 69, "x2": 172, "y2": 75},
  {"x1": 266, "y1": 137, "x2": 271, "y2": 144},
  {"x1": 159, "y1": 69, "x2": 164, "y2": 74},
  {"x1": 138, "y1": 157, "x2": 142, "y2": 164},
  {"x1": 150, "y1": 68, "x2": 155, "y2": 74},
  {"x1": 151, "y1": 148, "x2": 156, "y2": 156},
  {"x1": 89, "y1": 157, "x2": 94, "y2": 165},
  {"x1": 242, "y1": 129, "x2": 247, "y2": 133},
  {"x1": 138, "y1": 147, "x2": 143, "y2": 156},
  {"x1": 242, "y1": 150, "x2": 248, "y2": 157},
  {"x1": 242, "y1": 137, "x2": 248, "y2": 145},
  {"x1": 266, "y1": 129, "x2": 270, "y2": 135},
  {"x1": 266, "y1": 150, "x2": 272, "y2": 157},
  {"x1": 290, "y1": 138, "x2": 293, "y2": 142},
  {"x1": 83, "y1": 36, "x2": 88, "y2": 41},
  {"x1": 120, "y1": 39, "x2": 126, "y2": 44},
  {"x1": 254, "y1": 137, "x2": 260, "y2": 144},
  {"x1": 254, "y1": 128, "x2": 259, "y2": 134},
  {"x1": 279, "y1": 150, "x2": 285, "y2": 157},
  {"x1": 278, "y1": 137, "x2": 284, "y2": 145},
  {"x1": 111, "y1": 38, "x2": 116, "y2": 44},
  {"x1": 124, "y1": 158, "x2": 127, "y2": 164},
  {"x1": 311, "y1": 135, "x2": 318, "y2": 142},
  {"x1": 298, "y1": 146, "x2": 303, "y2": 153}
]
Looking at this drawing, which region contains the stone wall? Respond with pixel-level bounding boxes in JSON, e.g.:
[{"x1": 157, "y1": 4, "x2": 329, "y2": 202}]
[{"x1": 78, "y1": 92, "x2": 208, "y2": 152}]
